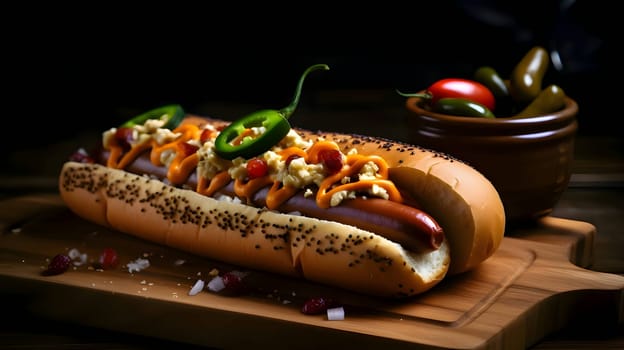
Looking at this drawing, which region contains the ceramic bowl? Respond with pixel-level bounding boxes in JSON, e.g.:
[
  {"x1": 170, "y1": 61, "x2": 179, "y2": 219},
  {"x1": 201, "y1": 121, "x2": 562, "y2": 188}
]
[{"x1": 404, "y1": 95, "x2": 579, "y2": 224}]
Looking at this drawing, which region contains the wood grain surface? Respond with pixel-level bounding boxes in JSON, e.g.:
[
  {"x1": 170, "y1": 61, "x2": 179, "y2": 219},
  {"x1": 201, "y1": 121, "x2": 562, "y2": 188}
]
[{"x1": 1, "y1": 194, "x2": 622, "y2": 349}]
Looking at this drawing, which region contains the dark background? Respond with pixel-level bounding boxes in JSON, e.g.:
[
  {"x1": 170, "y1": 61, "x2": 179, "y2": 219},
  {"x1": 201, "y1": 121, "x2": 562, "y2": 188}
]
[{"x1": 4, "y1": 1, "x2": 616, "y2": 155}]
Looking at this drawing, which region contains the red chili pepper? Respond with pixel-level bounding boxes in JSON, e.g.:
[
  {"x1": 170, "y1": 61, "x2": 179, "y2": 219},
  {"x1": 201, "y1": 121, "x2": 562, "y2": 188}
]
[{"x1": 398, "y1": 78, "x2": 496, "y2": 112}]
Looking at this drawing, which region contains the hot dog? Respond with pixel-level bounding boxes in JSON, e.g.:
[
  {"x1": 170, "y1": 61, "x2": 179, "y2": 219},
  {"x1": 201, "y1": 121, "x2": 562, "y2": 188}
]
[{"x1": 58, "y1": 111, "x2": 505, "y2": 298}]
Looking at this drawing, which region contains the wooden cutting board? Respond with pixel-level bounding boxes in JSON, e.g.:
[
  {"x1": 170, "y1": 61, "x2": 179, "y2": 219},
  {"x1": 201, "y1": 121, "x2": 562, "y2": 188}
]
[{"x1": 1, "y1": 194, "x2": 622, "y2": 349}]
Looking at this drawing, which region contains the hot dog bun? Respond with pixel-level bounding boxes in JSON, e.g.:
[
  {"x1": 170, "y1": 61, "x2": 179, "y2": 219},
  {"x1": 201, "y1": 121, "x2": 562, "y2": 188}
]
[
  {"x1": 58, "y1": 115, "x2": 505, "y2": 297},
  {"x1": 59, "y1": 161, "x2": 450, "y2": 297}
]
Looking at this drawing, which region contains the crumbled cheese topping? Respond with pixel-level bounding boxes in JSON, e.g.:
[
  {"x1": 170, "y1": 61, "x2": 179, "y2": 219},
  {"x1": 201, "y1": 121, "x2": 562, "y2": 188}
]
[
  {"x1": 197, "y1": 140, "x2": 232, "y2": 179},
  {"x1": 102, "y1": 129, "x2": 116, "y2": 149},
  {"x1": 152, "y1": 128, "x2": 181, "y2": 145},
  {"x1": 203, "y1": 129, "x2": 324, "y2": 190},
  {"x1": 330, "y1": 190, "x2": 356, "y2": 207},
  {"x1": 102, "y1": 117, "x2": 181, "y2": 149},
  {"x1": 194, "y1": 125, "x2": 389, "y2": 206},
  {"x1": 215, "y1": 194, "x2": 242, "y2": 204},
  {"x1": 369, "y1": 183, "x2": 389, "y2": 199},
  {"x1": 141, "y1": 117, "x2": 167, "y2": 132},
  {"x1": 228, "y1": 157, "x2": 248, "y2": 180},
  {"x1": 159, "y1": 148, "x2": 176, "y2": 167},
  {"x1": 280, "y1": 156, "x2": 325, "y2": 188},
  {"x1": 282, "y1": 129, "x2": 313, "y2": 149},
  {"x1": 358, "y1": 161, "x2": 380, "y2": 181},
  {"x1": 250, "y1": 126, "x2": 267, "y2": 137},
  {"x1": 263, "y1": 150, "x2": 285, "y2": 174}
]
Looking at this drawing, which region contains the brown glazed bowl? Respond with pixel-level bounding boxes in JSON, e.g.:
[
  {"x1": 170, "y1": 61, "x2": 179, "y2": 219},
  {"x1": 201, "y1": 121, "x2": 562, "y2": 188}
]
[{"x1": 405, "y1": 95, "x2": 578, "y2": 224}]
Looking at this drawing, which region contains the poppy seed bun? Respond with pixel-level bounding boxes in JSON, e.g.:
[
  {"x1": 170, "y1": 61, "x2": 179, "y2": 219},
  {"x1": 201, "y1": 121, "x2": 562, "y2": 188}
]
[{"x1": 59, "y1": 161, "x2": 450, "y2": 298}]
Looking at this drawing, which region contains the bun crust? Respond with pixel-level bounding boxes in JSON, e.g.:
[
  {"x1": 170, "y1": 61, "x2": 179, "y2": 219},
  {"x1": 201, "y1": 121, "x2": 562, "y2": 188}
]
[{"x1": 59, "y1": 162, "x2": 450, "y2": 298}]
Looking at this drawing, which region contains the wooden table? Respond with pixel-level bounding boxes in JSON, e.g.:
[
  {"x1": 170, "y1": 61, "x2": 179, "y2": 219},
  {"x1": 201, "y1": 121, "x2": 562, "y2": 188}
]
[{"x1": 2, "y1": 97, "x2": 623, "y2": 349}]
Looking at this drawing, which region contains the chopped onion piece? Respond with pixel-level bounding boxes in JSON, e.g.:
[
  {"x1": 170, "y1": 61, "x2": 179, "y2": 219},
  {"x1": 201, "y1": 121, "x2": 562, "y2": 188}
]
[
  {"x1": 188, "y1": 279, "x2": 205, "y2": 296},
  {"x1": 74, "y1": 253, "x2": 88, "y2": 266},
  {"x1": 67, "y1": 248, "x2": 81, "y2": 259},
  {"x1": 207, "y1": 275, "x2": 225, "y2": 292},
  {"x1": 67, "y1": 248, "x2": 88, "y2": 266},
  {"x1": 327, "y1": 306, "x2": 345, "y2": 321},
  {"x1": 127, "y1": 258, "x2": 150, "y2": 273}
]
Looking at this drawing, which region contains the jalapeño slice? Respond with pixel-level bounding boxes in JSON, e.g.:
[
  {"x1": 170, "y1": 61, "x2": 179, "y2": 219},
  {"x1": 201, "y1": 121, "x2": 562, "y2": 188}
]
[
  {"x1": 120, "y1": 104, "x2": 185, "y2": 130},
  {"x1": 214, "y1": 64, "x2": 329, "y2": 160}
]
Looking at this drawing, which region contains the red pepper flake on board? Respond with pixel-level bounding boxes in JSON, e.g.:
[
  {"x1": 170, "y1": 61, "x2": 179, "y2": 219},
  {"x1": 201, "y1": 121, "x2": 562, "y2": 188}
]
[
  {"x1": 94, "y1": 247, "x2": 119, "y2": 270},
  {"x1": 207, "y1": 270, "x2": 249, "y2": 295},
  {"x1": 42, "y1": 254, "x2": 72, "y2": 276},
  {"x1": 301, "y1": 296, "x2": 339, "y2": 315}
]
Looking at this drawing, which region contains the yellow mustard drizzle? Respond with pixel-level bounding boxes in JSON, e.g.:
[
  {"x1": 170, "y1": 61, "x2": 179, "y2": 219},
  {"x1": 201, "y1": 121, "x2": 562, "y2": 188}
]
[
  {"x1": 197, "y1": 171, "x2": 231, "y2": 197},
  {"x1": 266, "y1": 182, "x2": 299, "y2": 209},
  {"x1": 108, "y1": 124, "x2": 202, "y2": 186},
  {"x1": 234, "y1": 176, "x2": 273, "y2": 203},
  {"x1": 277, "y1": 146, "x2": 308, "y2": 161},
  {"x1": 107, "y1": 124, "x2": 403, "y2": 211},
  {"x1": 150, "y1": 124, "x2": 202, "y2": 185},
  {"x1": 107, "y1": 141, "x2": 152, "y2": 170}
]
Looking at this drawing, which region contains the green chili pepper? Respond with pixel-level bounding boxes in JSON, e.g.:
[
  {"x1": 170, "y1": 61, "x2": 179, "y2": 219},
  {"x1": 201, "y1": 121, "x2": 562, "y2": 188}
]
[
  {"x1": 474, "y1": 66, "x2": 508, "y2": 99},
  {"x1": 432, "y1": 97, "x2": 495, "y2": 118},
  {"x1": 474, "y1": 66, "x2": 514, "y2": 115},
  {"x1": 513, "y1": 84, "x2": 566, "y2": 118},
  {"x1": 120, "y1": 104, "x2": 185, "y2": 130},
  {"x1": 214, "y1": 64, "x2": 329, "y2": 160},
  {"x1": 509, "y1": 46, "x2": 550, "y2": 105}
]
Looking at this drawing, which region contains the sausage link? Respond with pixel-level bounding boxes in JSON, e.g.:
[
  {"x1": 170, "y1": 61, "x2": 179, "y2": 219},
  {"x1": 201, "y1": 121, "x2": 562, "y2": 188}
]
[{"x1": 109, "y1": 151, "x2": 445, "y2": 253}]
